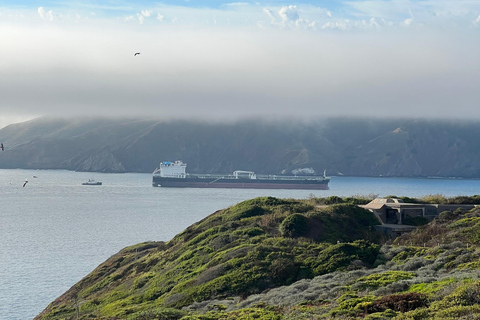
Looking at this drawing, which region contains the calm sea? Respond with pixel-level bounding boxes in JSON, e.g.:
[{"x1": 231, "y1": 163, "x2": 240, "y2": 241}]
[{"x1": 2, "y1": 169, "x2": 480, "y2": 320}]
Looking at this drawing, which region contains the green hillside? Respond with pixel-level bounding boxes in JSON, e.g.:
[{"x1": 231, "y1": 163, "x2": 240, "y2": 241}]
[{"x1": 36, "y1": 196, "x2": 480, "y2": 320}]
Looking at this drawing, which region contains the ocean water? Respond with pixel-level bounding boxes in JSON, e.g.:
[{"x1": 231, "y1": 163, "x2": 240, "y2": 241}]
[{"x1": 2, "y1": 169, "x2": 480, "y2": 320}]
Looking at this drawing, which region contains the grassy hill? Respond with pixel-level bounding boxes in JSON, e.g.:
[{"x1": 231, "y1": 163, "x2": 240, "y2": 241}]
[
  {"x1": 35, "y1": 196, "x2": 480, "y2": 319},
  {"x1": 35, "y1": 197, "x2": 380, "y2": 319}
]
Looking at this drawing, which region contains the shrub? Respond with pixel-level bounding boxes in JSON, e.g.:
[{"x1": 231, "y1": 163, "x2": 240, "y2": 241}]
[
  {"x1": 435, "y1": 305, "x2": 480, "y2": 319},
  {"x1": 392, "y1": 307, "x2": 430, "y2": 320},
  {"x1": 268, "y1": 258, "x2": 299, "y2": 284},
  {"x1": 228, "y1": 205, "x2": 268, "y2": 221},
  {"x1": 371, "y1": 293, "x2": 428, "y2": 313},
  {"x1": 439, "y1": 210, "x2": 455, "y2": 221},
  {"x1": 400, "y1": 257, "x2": 430, "y2": 271},
  {"x1": 279, "y1": 214, "x2": 310, "y2": 238},
  {"x1": 450, "y1": 282, "x2": 480, "y2": 306},
  {"x1": 311, "y1": 195, "x2": 377, "y2": 205},
  {"x1": 419, "y1": 194, "x2": 448, "y2": 204},
  {"x1": 127, "y1": 308, "x2": 186, "y2": 320},
  {"x1": 312, "y1": 241, "x2": 380, "y2": 275},
  {"x1": 353, "y1": 271, "x2": 415, "y2": 291},
  {"x1": 310, "y1": 204, "x2": 381, "y2": 243},
  {"x1": 431, "y1": 281, "x2": 480, "y2": 310},
  {"x1": 330, "y1": 294, "x2": 376, "y2": 317},
  {"x1": 318, "y1": 196, "x2": 344, "y2": 205},
  {"x1": 373, "y1": 281, "x2": 410, "y2": 296}
]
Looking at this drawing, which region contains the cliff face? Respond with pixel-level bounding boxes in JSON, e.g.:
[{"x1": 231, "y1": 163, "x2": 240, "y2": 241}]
[
  {"x1": 1, "y1": 117, "x2": 480, "y2": 177},
  {"x1": 74, "y1": 147, "x2": 126, "y2": 173}
]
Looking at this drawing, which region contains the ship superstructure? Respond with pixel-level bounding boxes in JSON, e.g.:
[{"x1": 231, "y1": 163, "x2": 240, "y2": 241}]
[{"x1": 154, "y1": 161, "x2": 187, "y2": 178}]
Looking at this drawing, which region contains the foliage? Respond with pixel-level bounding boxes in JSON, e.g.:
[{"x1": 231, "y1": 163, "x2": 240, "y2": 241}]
[
  {"x1": 310, "y1": 195, "x2": 375, "y2": 205},
  {"x1": 127, "y1": 308, "x2": 186, "y2": 320},
  {"x1": 391, "y1": 247, "x2": 427, "y2": 264},
  {"x1": 418, "y1": 194, "x2": 449, "y2": 204},
  {"x1": 330, "y1": 294, "x2": 376, "y2": 317},
  {"x1": 395, "y1": 207, "x2": 480, "y2": 247},
  {"x1": 309, "y1": 240, "x2": 380, "y2": 275},
  {"x1": 180, "y1": 307, "x2": 283, "y2": 320},
  {"x1": 431, "y1": 281, "x2": 480, "y2": 309},
  {"x1": 37, "y1": 197, "x2": 381, "y2": 320},
  {"x1": 36, "y1": 197, "x2": 480, "y2": 320},
  {"x1": 279, "y1": 214, "x2": 309, "y2": 238},
  {"x1": 370, "y1": 293, "x2": 427, "y2": 313},
  {"x1": 407, "y1": 278, "x2": 456, "y2": 297},
  {"x1": 309, "y1": 204, "x2": 381, "y2": 243},
  {"x1": 353, "y1": 271, "x2": 415, "y2": 291}
]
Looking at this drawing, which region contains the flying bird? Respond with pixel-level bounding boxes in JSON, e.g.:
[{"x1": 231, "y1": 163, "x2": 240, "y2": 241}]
[
  {"x1": 134, "y1": 52, "x2": 140, "y2": 56},
  {"x1": 23, "y1": 179, "x2": 28, "y2": 187},
  {"x1": 1, "y1": 143, "x2": 4, "y2": 151}
]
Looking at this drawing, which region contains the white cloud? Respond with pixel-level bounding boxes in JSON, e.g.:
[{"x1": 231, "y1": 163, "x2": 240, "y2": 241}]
[
  {"x1": 403, "y1": 17, "x2": 414, "y2": 26},
  {"x1": 2, "y1": 1, "x2": 480, "y2": 124},
  {"x1": 38, "y1": 7, "x2": 54, "y2": 21},
  {"x1": 369, "y1": 17, "x2": 379, "y2": 28},
  {"x1": 295, "y1": 18, "x2": 316, "y2": 30},
  {"x1": 321, "y1": 19, "x2": 375, "y2": 30},
  {"x1": 0, "y1": 1, "x2": 475, "y2": 31},
  {"x1": 279, "y1": 5, "x2": 299, "y2": 22},
  {"x1": 263, "y1": 8, "x2": 277, "y2": 24},
  {"x1": 475, "y1": 15, "x2": 480, "y2": 25},
  {"x1": 141, "y1": 10, "x2": 152, "y2": 17},
  {"x1": 321, "y1": 21, "x2": 347, "y2": 30},
  {"x1": 225, "y1": 2, "x2": 250, "y2": 7},
  {"x1": 263, "y1": 5, "x2": 317, "y2": 29},
  {"x1": 0, "y1": 113, "x2": 36, "y2": 129}
]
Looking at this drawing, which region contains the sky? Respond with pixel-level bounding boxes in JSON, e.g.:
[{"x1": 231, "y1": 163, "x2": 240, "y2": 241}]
[{"x1": 1, "y1": 1, "x2": 480, "y2": 128}]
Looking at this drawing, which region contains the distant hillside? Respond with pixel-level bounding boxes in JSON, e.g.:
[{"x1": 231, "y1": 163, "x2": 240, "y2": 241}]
[
  {"x1": 35, "y1": 196, "x2": 480, "y2": 320},
  {"x1": 2, "y1": 116, "x2": 480, "y2": 177}
]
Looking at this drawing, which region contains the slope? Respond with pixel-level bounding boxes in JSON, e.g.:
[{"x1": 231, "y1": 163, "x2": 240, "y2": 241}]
[{"x1": 35, "y1": 197, "x2": 381, "y2": 319}]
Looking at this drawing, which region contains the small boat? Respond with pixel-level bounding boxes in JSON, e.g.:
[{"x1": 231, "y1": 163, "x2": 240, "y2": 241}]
[{"x1": 82, "y1": 179, "x2": 102, "y2": 186}]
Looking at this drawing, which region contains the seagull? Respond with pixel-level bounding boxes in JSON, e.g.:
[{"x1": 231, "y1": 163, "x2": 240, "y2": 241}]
[
  {"x1": 134, "y1": 52, "x2": 140, "y2": 56},
  {"x1": 23, "y1": 179, "x2": 28, "y2": 187},
  {"x1": 1, "y1": 143, "x2": 4, "y2": 151}
]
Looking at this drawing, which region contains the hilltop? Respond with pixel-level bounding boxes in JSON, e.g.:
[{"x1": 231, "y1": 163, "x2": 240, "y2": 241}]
[
  {"x1": 36, "y1": 196, "x2": 480, "y2": 319},
  {"x1": 3, "y1": 117, "x2": 480, "y2": 177}
]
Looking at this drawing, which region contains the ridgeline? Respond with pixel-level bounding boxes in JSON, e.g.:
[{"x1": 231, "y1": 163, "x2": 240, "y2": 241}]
[
  {"x1": 36, "y1": 196, "x2": 480, "y2": 320},
  {"x1": 3, "y1": 117, "x2": 480, "y2": 177}
]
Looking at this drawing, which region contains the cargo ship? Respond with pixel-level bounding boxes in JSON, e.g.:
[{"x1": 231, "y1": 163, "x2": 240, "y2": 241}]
[{"x1": 152, "y1": 160, "x2": 329, "y2": 190}]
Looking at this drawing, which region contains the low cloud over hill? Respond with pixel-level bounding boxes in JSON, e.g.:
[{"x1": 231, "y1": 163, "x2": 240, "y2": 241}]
[{"x1": 1, "y1": 117, "x2": 480, "y2": 178}]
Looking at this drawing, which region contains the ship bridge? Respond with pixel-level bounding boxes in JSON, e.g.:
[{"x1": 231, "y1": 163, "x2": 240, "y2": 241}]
[{"x1": 233, "y1": 170, "x2": 256, "y2": 179}]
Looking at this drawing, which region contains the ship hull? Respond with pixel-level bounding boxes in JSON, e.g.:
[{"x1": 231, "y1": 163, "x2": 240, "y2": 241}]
[{"x1": 152, "y1": 177, "x2": 329, "y2": 190}]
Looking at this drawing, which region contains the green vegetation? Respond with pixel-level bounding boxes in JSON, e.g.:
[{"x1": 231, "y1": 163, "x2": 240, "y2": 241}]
[
  {"x1": 36, "y1": 195, "x2": 480, "y2": 320},
  {"x1": 385, "y1": 194, "x2": 480, "y2": 205}
]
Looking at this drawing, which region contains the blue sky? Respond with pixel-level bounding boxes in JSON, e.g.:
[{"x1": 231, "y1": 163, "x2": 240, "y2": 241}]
[
  {"x1": 1, "y1": 1, "x2": 480, "y2": 127},
  {"x1": 2, "y1": 0, "x2": 462, "y2": 25}
]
